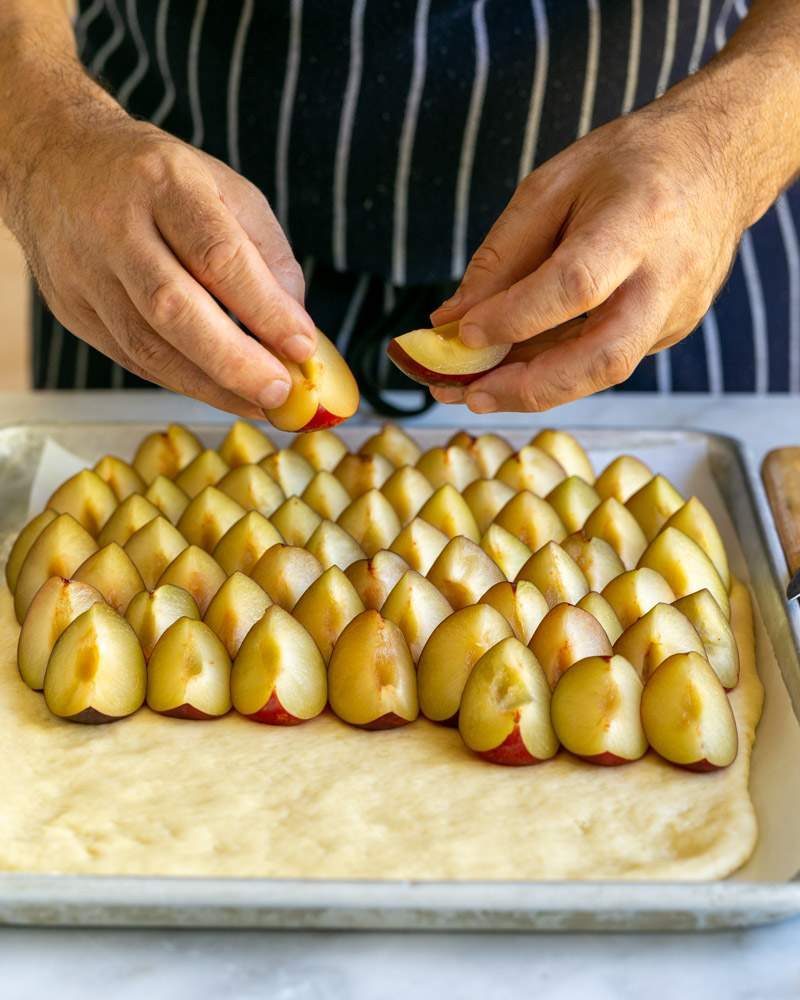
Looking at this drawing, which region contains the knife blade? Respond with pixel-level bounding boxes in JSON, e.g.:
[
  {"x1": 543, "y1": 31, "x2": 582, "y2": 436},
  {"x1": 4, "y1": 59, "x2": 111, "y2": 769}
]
[{"x1": 761, "y1": 447, "x2": 800, "y2": 602}]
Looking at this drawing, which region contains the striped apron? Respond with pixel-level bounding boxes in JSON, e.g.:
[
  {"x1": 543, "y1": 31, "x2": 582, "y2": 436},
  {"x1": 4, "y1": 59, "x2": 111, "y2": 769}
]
[{"x1": 35, "y1": 0, "x2": 800, "y2": 411}]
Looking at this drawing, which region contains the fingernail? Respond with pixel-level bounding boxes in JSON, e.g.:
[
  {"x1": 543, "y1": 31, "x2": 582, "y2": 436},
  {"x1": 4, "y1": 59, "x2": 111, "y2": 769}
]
[
  {"x1": 459, "y1": 322, "x2": 486, "y2": 348},
  {"x1": 259, "y1": 379, "x2": 291, "y2": 410},
  {"x1": 283, "y1": 334, "x2": 314, "y2": 363},
  {"x1": 432, "y1": 386, "x2": 464, "y2": 404},
  {"x1": 466, "y1": 391, "x2": 497, "y2": 414}
]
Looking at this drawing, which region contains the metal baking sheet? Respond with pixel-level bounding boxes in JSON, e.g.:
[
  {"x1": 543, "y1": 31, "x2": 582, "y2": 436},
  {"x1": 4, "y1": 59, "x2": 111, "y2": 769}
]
[{"x1": 0, "y1": 421, "x2": 799, "y2": 932}]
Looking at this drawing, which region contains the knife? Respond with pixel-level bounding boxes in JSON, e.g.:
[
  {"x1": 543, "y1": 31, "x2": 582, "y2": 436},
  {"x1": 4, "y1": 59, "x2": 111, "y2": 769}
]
[{"x1": 762, "y1": 447, "x2": 800, "y2": 602}]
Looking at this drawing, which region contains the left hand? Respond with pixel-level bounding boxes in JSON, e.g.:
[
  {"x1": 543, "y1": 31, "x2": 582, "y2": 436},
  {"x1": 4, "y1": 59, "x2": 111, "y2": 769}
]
[{"x1": 429, "y1": 96, "x2": 749, "y2": 414}]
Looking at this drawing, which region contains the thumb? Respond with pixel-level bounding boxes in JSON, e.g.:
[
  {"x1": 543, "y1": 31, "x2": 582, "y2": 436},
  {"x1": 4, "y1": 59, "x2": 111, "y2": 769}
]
[{"x1": 430, "y1": 168, "x2": 570, "y2": 326}]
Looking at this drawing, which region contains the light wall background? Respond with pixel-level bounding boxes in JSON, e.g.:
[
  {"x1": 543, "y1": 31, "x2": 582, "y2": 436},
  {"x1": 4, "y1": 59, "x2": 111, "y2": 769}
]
[
  {"x1": 0, "y1": 225, "x2": 29, "y2": 390},
  {"x1": 0, "y1": 2, "x2": 74, "y2": 390}
]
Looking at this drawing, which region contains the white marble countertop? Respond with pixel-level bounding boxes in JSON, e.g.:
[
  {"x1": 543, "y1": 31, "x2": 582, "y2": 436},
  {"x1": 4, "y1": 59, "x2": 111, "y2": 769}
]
[{"x1": 2, "y1": 389, "x2": 799, "y2": 999}]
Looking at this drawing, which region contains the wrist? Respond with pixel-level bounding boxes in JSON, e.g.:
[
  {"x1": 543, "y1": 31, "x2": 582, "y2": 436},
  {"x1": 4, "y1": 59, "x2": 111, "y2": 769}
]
[{"x1": 662, "y1": 40, "x2": 800, "y2": 234}]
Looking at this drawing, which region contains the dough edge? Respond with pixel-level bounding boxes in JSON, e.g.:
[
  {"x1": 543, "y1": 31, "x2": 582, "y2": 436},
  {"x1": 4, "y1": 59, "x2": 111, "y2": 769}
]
[{"x1": 0, "y1": 579, "x2": 763, "y2": 881}]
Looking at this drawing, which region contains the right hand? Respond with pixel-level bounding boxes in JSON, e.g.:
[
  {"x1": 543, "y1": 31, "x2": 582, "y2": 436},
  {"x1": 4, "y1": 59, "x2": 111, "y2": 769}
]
[{"x1": 4, "y1": 106, "x2": 315, "y2": 416}]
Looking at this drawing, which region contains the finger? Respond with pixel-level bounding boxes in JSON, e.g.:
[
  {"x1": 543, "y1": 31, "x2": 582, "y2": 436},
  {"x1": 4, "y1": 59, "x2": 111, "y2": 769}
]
[
  {"x1": 113, "y1": 223, "x2": 296, "y2": 411},
  {"x1": 430, "y1": 385, "x2": 466, "y2": 404},
  {"x1": 462, "y1": 280, "x2": 664, "y2": 413},
  {"x1": 458, "y1": 222, "x2": 642, "y2": 349},
  {"x1": 154, "y1": 172, "x2": 316, "y2": 362},
  {"x1": 218, "y1": 171, "x2": 307, "y2": 304},
  {"x1": 431, "y1": 161, "x2": 573, "y2": 325},
  {"x1": 427, "y1": 319, "x2": 584, "y2": 406},
  {"x1": 86, "y1": 287, "x2": 265, "y2": 419}
]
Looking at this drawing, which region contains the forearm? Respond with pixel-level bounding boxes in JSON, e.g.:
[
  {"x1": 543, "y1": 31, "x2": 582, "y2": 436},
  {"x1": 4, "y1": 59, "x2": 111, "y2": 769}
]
[
  {"x1": 0, "y1": 1, "x2": 122, "y2": 220},
  {"x1": 662, "y1": 0, "x2": 800, "y2": 233}
]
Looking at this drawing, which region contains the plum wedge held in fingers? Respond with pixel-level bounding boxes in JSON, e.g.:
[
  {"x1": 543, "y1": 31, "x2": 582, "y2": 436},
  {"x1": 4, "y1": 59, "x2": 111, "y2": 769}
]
[
  {"x1": 262, "y1": 330, "x2": 360, "y2": 432},
  {"x1": 387, "y1": 321, "x2": 510, "y2": 387}
]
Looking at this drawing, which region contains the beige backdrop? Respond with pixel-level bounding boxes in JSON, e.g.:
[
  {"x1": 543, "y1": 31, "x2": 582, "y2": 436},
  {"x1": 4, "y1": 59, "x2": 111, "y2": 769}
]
[
  {"x1": 0, "y1": 226, "x2": 29, "y2": 390},
  {"x1": 0, "y1": 2, "x2": 73, "y2": 390}
]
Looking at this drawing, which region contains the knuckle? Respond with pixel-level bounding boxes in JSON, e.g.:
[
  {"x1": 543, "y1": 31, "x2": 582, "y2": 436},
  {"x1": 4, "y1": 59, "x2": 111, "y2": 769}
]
[
  {"x1": 498, "y1": 289, "x2": 534, "y2": 343},
  {"x1": 542, "y1": 365, "x2": 574, "y2": 406},
  {"x1": 558, "y1": 256, "x2": 604, "y2": 312},
  {"x1": 520, "y1": 380, "x2": 547, "y2": 411},
  {"x1": 123, "y1": 324, "x2": 166, "y2": 372},
  {"x1": 192, "y1": 234, "x2": 248, "y2": 285},
  {"x1": 642, "y1": 175, "x2": 678, "y2": 223},
  {"x1": 146, "y1": 278, "x2": 192, "y2": 330},
  {"x1": 272, "y1": 254, "x2": 306, "y2": 300},
  {"x1": 520, "y1": 365, "x2": 564, "y2": 412},
  {"x1": 596, "y1": 342, "x2": 639, "y2": 387},
  {"x1": 466, "y1": 242, "x2": 504, "y2": 280},
  {"x1": 131, "y1": 147, "x2": 173, "y2": 189}
]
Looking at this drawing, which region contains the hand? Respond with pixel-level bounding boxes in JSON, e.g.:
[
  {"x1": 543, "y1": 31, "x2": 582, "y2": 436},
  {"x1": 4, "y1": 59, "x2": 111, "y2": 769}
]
[
  {"x1": 5, "y1": 104, "x2": 314, "y2": 416},
  {"x1": 429, "y1": 97, "x2": 749, "y2": 414}
]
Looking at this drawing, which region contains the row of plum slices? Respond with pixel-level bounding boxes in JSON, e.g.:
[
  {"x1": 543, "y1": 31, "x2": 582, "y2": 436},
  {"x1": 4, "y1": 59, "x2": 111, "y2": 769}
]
[{"x1": 6, "y1": 420, "x2": 740, "y2": 773}]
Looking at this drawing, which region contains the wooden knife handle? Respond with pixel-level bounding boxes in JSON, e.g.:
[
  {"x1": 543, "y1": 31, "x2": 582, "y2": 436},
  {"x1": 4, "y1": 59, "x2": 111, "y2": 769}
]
[{"x1": 762, "y1": 448, "x2": 800, "y2": 576}]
